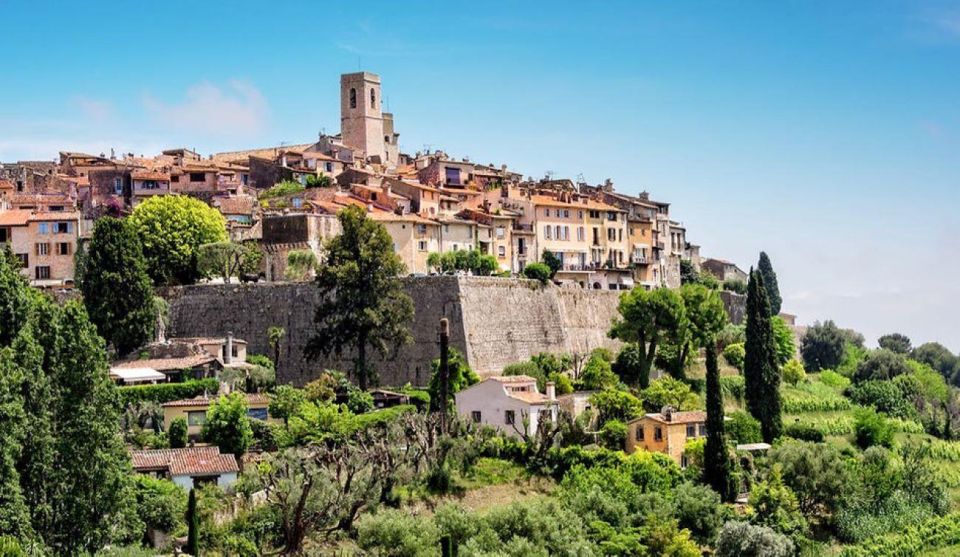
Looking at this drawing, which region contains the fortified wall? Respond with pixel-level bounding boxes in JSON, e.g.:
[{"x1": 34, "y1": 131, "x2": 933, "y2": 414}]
[{"x1": 162, "y1": 277, "x2": 624, "y2": 387}]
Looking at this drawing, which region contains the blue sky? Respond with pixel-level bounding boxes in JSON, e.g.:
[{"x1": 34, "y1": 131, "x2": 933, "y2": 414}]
[{"x1": 2, "y1": 1, "x2": 959, "y2": 350}]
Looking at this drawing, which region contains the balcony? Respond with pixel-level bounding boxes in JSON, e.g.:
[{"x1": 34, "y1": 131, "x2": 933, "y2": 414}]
[{"x1": 631, "y1": 255, "x2": 649, "y2": 265}]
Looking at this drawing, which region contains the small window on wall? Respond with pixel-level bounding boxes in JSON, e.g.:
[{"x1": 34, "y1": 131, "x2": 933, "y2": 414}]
[
  {"x1": 504, "y1": 410, "x2": 515, "y2": 425},
  {"x1": 418, "y1": 240, "x2": 427, "y2": 251},
  {"x1": 350, "y1": 88, "x2": 357, "y2": 109},
  {"x1": 187, "y1": 411, "x2": 207, "y2": 426},
  {"x1": 654, "y1": 426, "x2": 663, "y2": 441},
  {"x1": 370, "y1": 88, "x2": 376, "y2": 107},
  {"x1": 56, "y1": 242, "x2": 71, "y2": 256},
  {"x1": 471, "y1": 411, "x2": 481, "y2": 423},
  {"x1": 498, "y1": 246, "x2": 505, "y2": 257},
  {"x1": 35, "y1": 266, "x2": 51, "y2": 280},
  {"x1": 635, "y1": 426, "x2": 645, "y2": 441}
]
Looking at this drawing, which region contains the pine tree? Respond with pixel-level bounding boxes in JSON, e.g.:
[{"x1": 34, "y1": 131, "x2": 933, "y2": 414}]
[
  {"x1": 744, "y1": 269, "x2": 783, "y2": 443},
  {"x1": 0, "y1": 247, "x2": 29, "y2": 347},
  {"x1": 704, "y1": 341, "x2": 733, "y2": 501},
  {"x1": 0, "y1": 347, "x2": 31, "y2": 540},
  {"x1": 757, "y1": 252, "x2": 782, "y2": 316},
  {"x1": 187, "y1": 488, "x2": 200, "y2": 556},
  {"x1": 79, "y1": 216, "x2": 156, "y2": 356}
]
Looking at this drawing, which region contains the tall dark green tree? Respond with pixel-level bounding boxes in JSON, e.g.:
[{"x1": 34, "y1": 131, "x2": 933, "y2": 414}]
[
  {"x1": 186, "y1": 488, "x2": 200, "y2": 556},
  {"x1": 744, "y1": 269, "x2": 783, "y2": 443},
  {"x1": 428, "y1": 348, "x2": 480, "y2": 411},
  {"x1": 79, "y1": 216, "x2": 156, "y2": 356},
  {"x1": 0, "y1": 347, "x2": 30, "y2": 541},
  {"x1": 0, "y1": 247, "x2": 29, "y2": 346},
  {"x1": 704, "y1": 342, "x2": 733, "y2": 501},
  {"x1": 757, "y1": 252, "x2": 782, "y2": 316},
  {"x1": 305, "y1": 206, "x2": 414, "y2": 390}
]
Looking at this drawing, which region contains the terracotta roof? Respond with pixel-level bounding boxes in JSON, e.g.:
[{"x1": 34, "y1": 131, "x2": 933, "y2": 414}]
[
  {"x1": 635, "y1": 411, "x2": 707, "y2": 425},
  {"x1": 114, "y1": 354, "x2": 217, "y2": 372},
  {"x1": 214, "y1": 195, "x2": 257, "y2": 215},
  {"x1": 490, "y1": 375, "x2": 538, "y2": 383},
  {"x1": 0, "y1": 210, "x2": 32, "y2": 226},
  {"x1": 179, "y1": 336, "x2": 248, "y2": 345},
  {"x1": 211, "y1": 143, "x2": 313, "y2": 164},
  {"x1": 131, "y1": 171, "x2": 171, "y2": 181},
  {"x1": 506, "y1": 390, "x2": 549, "y2": 404},
  {"x1": 529, "y1": 194, "x2": 623, "y2": 212},
  {"x1": 131, "y1": 446, "x2": 239, "y2": 476},
  {"x1": 161, "y1": 393, "x2": 270, "y2": 408},
  {"x1": 301, "y1": 151, "x2": 338, "y2": 162},
  {"x1": 0, "y1": 179, "x2": 13, "y2": 190},
  {"x1": 367, "y1": 211, "x2": 437, "y2": 226}
]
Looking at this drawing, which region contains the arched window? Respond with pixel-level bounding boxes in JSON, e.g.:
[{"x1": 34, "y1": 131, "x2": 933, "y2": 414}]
[
  {"x1": 349, "y1": 88, "x2": 357, "y2": 109},
  {"x1": 370, "y1": 88, "x2": 376, "y2": 107}
]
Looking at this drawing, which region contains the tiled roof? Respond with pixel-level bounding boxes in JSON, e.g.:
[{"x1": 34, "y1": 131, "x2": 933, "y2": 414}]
[
  {"x1": 0, "y1": 179, "x2": 14, "y2": 190},
  {"x1": 636, "y1": 411, "x2": 707, "y2": 425},
  {"x1": 114, "y1": 354, "x2": 218, "y2": 372},
  {"x1": 131, "y1": 446, "x2": 239, "y2": 476},
  {"x1": 213, "y1": 195, "x2": 257, "y2": 215},
  {"x1": 0, "y1": 210, "x2": 32, "y2": 226},
  {"x1": 211, "y1": 143, "x2": 313, "y2": 164},
  {"x1": 506, "y1": 390, "x2": 549, "y2": 404},
  {"x1": 131, "y1": 171, "x2": 171, "y2": 181},
  {"x1": 529, "y1": 194, "x2": 623, "y2": 212},
  {"x1": 161, "y1": 393, "x2": 270, "y2": 408},
  {"x1": 490, "y1": 375, "x2": 538, "y2": 383}
]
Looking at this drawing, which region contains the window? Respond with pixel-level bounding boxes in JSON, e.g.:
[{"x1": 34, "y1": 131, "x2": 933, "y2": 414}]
[
  {"x1": 564, "y1": 226, "x2": 570, "y2": 240},
  {"x1": 370, "y1": 87, "x2": 376, "y2": 107},
  {"x1": 579, "y1": 210, "x2": 584, "y2": 218},
  {"x1": 35, "y1": 243, "x2": 49, "y2": 256},
  {"x1": 114, "y1": 177, "x2": 122, "y2": 194},
  {"x1": 686, "y1": 424, "x2": 696, "y2": 437},
  {"x1": 544, "y1": 208, "x2": 550, "y2": 217},
  {"x1": 654, "y1": 426, "x2": 663, "y2": 441},
  {"x1": 0, "y1": 228, "x2": 7, "y2": 243},
  {"x1": 577, "y1": 227, "x2": 584, "y2": 241},
  {"x1": 681, "y1": 455, "x2": 689, "y2": 468},
  {"x1": 247, "y1": 408, "x2": 268, "y2": 421},
  {"x1": 418, "y1": 240, "x2": 427, "y2": 251},
  {"x1": 38, "y1": 223, "x2": 48, "y2": 234},
  {"x1": 416, "y1": 224, "x2": 427, "y2": 234},
  {"x1": 498, "y1": 245, "x2": 506, "y2": 257},
  {"x1": 444, "y1": 167, "x2": 460, "y2": 185},
  {"x1": 325, "y1": 162, "x2": 333, "y2": 172},
  {"x1": 187, "y1": 411, "x2": 207, "y2": 427},
  {"x1": 699, "y1": 424, "x2": 707, "y2": 436},
  {"x1": 189, "y1": 172, "x2": 205, "y2": 182},
  {"x1": 635, "y1": 426, "x2": 645, "y2": 441},
  {"x1": 349, "y1": 88, "x2": 357, "y2": 109},
  {"x1": 544, "y1": 226, "x2": 552, "y2": 240},
  {"x1": 15, "y1": 254, "x2": 27, "y2": 268},
  {"x1": 504, "y1": 410, "x2": 515, "y2": 425},
  {"x1": 35, "y1": 266, "x2": 50, "y2": 280},
  {"x1": 589, "y1": 210, "x2": 600, "y2": 219},
  {"x1": 56, "y1": 242, "x2": 71, "y2": 256},
  {"x1": 563, "y1": 209, "x2": 570, "y2": 218},
  {"x1": 496, "y1": 226, "x2": 505, "y2": 239},
  {"x1": 54, "y1": 221, "x2": 71, "y2": 234},
  {"x1": 555, "y1": 225, "x2": 561, "y2": 239},
  {"x1": 171, "y1": 175, "x2": 180, "y2": 183},
  {"x1": 471, "y1": 411, "x2": 482, "y2": 423}
]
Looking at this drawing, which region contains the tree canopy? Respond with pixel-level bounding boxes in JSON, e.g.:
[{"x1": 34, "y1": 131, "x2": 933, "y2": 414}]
[
  {"x1": 129, "y1": 194, "x2": 228, "y2": 285},
  {"x1": 757, "y1": 251, "x2": 782, "y2": 316},
  {"x1": 744, "y1": 269, "x2": 782, "y2": 442},
  {"x1": 609, "y1": 287, "x2": 686, "y2": 385},
  {"x1": 800, "y1": 320, "x2": 846, "y2": 372},
  {"x1": 305, "y1": 206, "x2": 414, "y2": 390}
]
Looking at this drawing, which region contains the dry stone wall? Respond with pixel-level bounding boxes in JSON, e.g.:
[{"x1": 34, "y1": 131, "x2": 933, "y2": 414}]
[{"x1": 163, "y1": 277, "x2": 623, "y2": 387}]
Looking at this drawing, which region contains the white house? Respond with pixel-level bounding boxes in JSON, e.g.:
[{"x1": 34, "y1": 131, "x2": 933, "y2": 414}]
[
  {"x1": 454, "y1": 375, "x2": 557, "y2": 437},
  {"x1": 130, "y1": 446, "x2": 239, "y2": 490}
]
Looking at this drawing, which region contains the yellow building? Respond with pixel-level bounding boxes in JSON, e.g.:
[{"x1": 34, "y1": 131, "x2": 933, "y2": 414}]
[
  {"x1": 368, "y1": 212, "x2": 439, "y2": 274},
  {"x1": 162, "y1": 393, "x2": 275, "y2": 439},
  {"x1": 625, "y1": 408, "x2": 707, "y2": 467}
]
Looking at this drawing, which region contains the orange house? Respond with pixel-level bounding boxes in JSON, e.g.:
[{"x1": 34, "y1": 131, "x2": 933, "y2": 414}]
[{"x1": 625, "y1": 408, "x2": 707, "y2": 467}]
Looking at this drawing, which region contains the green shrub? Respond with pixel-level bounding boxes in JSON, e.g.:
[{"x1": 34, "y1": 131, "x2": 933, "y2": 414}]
[
  {"x1": 168, "y1": 416, "x2": 188, "y2": 448},
  {"x1": 522, "y1": 262, "x2": 552, "y2": 283},
  {"x1": 357, "y1": 509, "x2": 438, "y2": 556},
  {"x1": 599, "y1": 419, "x2": 627, "y2": 450},
  {"x1": 133, "y1": 475, "x2": 187, "y2": 534},
  {"x1": 781, "y1": 381, "x2": 852, "y2": 413},
  {"x1": 782, "y1": 359, "x2": 806, "y2": 386},
  {"x1": 117, "y1": 378, "x2": 219, "y2": 407},
  {"x1": 854, "y1": 408, "x2": 894, "y2": 449},
  {"x1": 722, "y1": 343, "x2": 745, "y2": 371},
  {"x1": 260, "y1": 180, "x2": 304, "y2": 199},
  {"x1": 854, "y1": 349, "x2": 912, "y2": 383},
  {"x1": 847, "y1": 380, "x2": 916, "y2": 419},
  {"x1": 726, "y1": 411, "x2": 762, "y2": 444},
  {"x1": 818, "y1": 370, "x2": 850, "y2": 390},
  {"x1": 783, "y1": 421, "x2": 824, "y2": 442},
  {"x1": 715, "y1": 521, "x2": 794, "y2": 557}
]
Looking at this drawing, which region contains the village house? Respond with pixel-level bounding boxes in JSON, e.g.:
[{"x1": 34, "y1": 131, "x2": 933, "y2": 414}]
[
  {"x1": 261, "y1": 212, "x2": 341, "y2": 281},
  {"x1": 369, "y1": 211, "x2": 440, "y2": 274},
  {"x1": 459, "y1": 205, "x2": 517, "y2": 271},
  {"x1": 454, "y1": 376, "x2": 558, "y2": 437},
  {"x1": 625, "y1": 407, "x2": 707, "y2": 467},
  {"x1": 130, "y1": 170, "x2": 171, "y2": 206},
  {"x1": 111, "y1": 335, "x2": 249, "y2": 383},
  {"x1": 701, "y1": 258, "x2": 748, "y2": 284},
  {"x1": 161, "y1": 393, "x2": 275, "y2": 439},
  {"x1": 131, "y1": 446, "x2": 240, "y2": 490},
  {"x1": 0, "y1": 209, "x2": 80, "y2": 287}
]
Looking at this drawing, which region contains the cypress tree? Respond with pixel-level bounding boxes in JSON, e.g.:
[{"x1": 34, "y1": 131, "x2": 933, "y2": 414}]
[
  {"x1": 187, "y1": 488, "x2": 200, "y2": 556},
  {"x1": 745, "y1": 269, "x2": 783, "y2": 443},
  {"x1": 79, "y1": 216, "x2": 156, "y2": 356},
  {"x1": 757, "y1": 252, "x2": 782, "y2": 316},
  {"x1": 704, "y1": 341, "x2": 733, "y2": 501}
]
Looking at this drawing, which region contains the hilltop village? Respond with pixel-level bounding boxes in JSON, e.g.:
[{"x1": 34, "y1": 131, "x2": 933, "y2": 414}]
[
  {"x1": 4, "y1": 71, "x2": 960, "y2": 557},
  {"x1": 0, "y1": 71, "x2": 743, "y2": 292}
]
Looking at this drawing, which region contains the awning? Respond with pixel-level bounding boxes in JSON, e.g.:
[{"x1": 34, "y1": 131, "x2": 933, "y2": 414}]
[{"x1": 109, "y1": 367, "x2": 167, "y2": 384}]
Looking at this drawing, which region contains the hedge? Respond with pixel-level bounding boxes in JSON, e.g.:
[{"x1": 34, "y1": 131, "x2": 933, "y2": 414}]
[
  {"x1": 116, "y1": 378, "x2": 220, "y2": 407},
  {"x1": 839, "y1": 513, "x2": 960, "y2": 557}
]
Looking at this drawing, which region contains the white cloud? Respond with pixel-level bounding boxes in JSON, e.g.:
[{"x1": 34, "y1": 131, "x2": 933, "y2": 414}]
[{"x1": 143, "y1": 80, "x2": 269, "y2": 138}]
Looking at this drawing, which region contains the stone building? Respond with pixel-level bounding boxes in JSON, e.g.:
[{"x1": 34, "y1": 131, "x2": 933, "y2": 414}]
[
  {"x1": 0, "y1": 209, "x2": 80, "y2": 287},
  {"x1": 625, "y1": 408, "x2": 707, "y2": 467},
  {"x1": 261, "y1": 213, "x2": 341, "y2": 281},
  {"x1": 340, "y1": 72, "x2": 387, "y2": 165}
]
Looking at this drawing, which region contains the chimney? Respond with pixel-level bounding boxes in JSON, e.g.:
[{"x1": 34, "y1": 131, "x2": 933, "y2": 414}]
[
  {"x1": 225, "y1": 332, "x2": 233, "y2": 365},
  {"x1": 546, "y1": 381, "x2": 556, "y2": 402},
  {"x1": 662, "y1": 405, "x2": 674, "y2": 422}
]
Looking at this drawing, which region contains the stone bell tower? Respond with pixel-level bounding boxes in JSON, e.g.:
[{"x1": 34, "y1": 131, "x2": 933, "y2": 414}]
[{"x1": 340, "y1": 71, "x2": 385, "y2": 163}]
